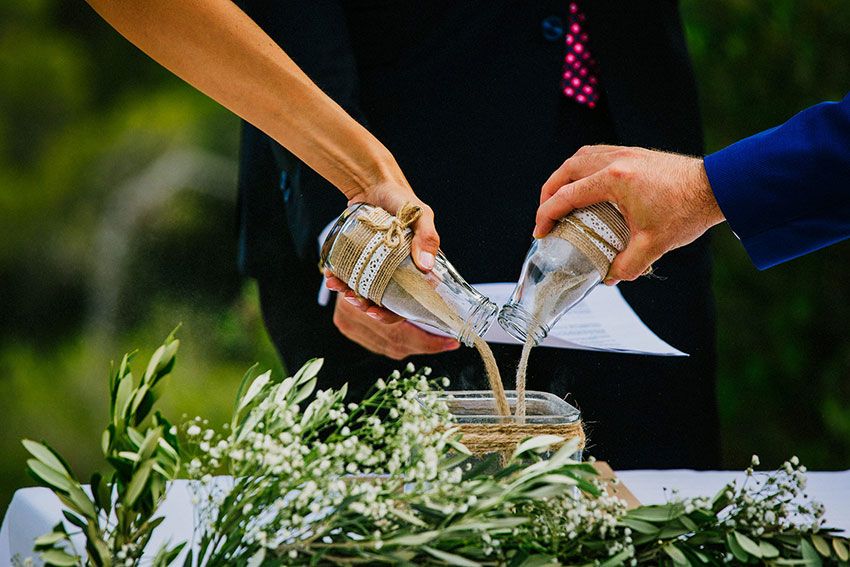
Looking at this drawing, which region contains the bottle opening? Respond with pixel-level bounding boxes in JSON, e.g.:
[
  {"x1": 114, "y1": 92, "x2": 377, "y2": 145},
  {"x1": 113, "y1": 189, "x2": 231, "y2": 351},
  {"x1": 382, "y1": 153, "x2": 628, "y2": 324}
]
[
  {"x1": 458, "y1": 298, "x2": 498, "y2": 347},
  {"x1": 498, "y1": 303, "x2": 549, "y2": 346}
]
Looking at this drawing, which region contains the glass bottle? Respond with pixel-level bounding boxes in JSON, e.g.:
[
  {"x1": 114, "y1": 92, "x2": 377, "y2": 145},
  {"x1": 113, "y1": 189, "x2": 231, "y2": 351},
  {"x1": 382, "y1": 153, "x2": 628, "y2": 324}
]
[
  {"x1": 498, "y1": 202, "x2": 631, "y2": 346},
  {"x1": 321, "y1": 203, "x2": 497, "y2": 347}
]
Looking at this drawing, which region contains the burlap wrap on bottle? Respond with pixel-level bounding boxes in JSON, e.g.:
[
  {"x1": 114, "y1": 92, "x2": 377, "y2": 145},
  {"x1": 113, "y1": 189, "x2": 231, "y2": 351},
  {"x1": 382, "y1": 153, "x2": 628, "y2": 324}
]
[
  {"x1": 551, "y1": 202, "x2": 635, "y2": 278},
  {"x1": 326, "y1": 204, "x2": 421, "y2": 306}
]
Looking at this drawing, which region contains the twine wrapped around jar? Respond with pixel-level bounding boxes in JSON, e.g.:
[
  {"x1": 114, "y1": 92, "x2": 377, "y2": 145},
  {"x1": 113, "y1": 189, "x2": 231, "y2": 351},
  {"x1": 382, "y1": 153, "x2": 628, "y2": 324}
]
[
  {"x1": 325, "y1": 203, "x2": 422, "y2": 306},
  {"x1": 457, "y1": 421, "x2": 586, "y2": 455},
  {"x1": 551, "y1": 202, "x2": 651, "y2": 277},
  {"x1": 439, "y1": 391, "x2": 586, "y2": 457}
]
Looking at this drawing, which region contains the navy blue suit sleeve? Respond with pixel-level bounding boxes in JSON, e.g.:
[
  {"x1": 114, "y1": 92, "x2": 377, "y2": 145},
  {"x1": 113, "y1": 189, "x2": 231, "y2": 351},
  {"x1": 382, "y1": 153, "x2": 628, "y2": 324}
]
[{"x1": 703, "y1": 92, "x2": 850, "y2": 270}]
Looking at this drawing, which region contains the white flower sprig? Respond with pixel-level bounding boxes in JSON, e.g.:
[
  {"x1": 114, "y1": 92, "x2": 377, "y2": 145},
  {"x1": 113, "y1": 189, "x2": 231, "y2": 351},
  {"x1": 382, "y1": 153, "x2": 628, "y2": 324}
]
[
  {"x1": 182, "y1": 357, "x2": 850, "y2": 567},
  {"x1": 20, "y1": 332, "x2": 850, "y2": 567},
  {"x1": 183, "y1": 359, "x2": 618, "y2": 567}
]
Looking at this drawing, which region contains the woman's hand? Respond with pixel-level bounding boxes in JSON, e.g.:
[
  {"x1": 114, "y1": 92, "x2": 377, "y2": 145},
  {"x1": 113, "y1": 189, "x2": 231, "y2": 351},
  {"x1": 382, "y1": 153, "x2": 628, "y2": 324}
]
[
  {"x1": 325, "y1": 178, "x2": 441, "y2": 317},
  {"x1": 84, "y1": 0, "x2": 441, "y2": 272},
  {"x1": 350, "y1": 179, "x2": 440, "y2": 272},
  {"x1": 331, "y1": 293, "x2": 461, "y2": 360}
]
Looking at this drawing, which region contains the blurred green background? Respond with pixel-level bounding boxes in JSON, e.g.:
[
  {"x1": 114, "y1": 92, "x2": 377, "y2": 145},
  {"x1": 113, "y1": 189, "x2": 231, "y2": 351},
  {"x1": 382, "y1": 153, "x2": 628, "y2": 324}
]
[{"x1": 1, "y1": 0, "x2": 849, "y2": 514}]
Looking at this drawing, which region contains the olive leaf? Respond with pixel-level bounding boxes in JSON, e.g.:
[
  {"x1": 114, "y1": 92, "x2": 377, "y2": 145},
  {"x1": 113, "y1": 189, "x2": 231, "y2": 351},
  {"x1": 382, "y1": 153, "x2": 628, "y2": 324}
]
[
  {"x1": 40, "y1": 549, "x2": 78, "y2": 567},
  {"x1": 422, "y1": 545, "x2": 481, "y2": 567},
  {"x1": 833, "y1": 538, "x2": 849, "y2": 562},
  {"x1": 511, "y1": 435, "x2": 564, "y2": 460}
]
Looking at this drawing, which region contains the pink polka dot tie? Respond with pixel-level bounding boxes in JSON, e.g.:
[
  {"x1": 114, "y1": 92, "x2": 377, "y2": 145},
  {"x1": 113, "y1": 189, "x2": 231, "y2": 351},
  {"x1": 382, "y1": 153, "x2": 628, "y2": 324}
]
[{"x1": 561, "y1": 2, "x2": 599, "y2": 109}]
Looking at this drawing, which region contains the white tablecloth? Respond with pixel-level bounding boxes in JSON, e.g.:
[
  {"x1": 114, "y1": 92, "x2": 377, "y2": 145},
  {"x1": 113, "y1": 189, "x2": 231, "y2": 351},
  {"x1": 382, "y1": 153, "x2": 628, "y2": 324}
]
[
  {"x1": 618, "y1": 469, "x2": 850, "y2": 530},
  {"x1": 3, "y1": 470, "x2": 849, "y2": 566}
]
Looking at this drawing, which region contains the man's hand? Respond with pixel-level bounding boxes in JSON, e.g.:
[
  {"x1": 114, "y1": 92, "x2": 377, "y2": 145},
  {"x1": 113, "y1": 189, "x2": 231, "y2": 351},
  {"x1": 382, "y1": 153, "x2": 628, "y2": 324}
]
[
  {"x1": 332, "y1": 293, "x2": 461, "y2": 360},
  {"x1": 534, "y1": 145, "x2": 726, "y2": 284}
]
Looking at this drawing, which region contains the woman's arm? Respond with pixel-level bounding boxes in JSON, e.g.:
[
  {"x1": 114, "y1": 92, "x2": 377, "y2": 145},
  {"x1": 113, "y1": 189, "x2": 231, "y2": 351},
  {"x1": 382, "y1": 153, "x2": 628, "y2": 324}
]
[{"x1": 85, "y1": 0, "x2": 439, "y2": 270}]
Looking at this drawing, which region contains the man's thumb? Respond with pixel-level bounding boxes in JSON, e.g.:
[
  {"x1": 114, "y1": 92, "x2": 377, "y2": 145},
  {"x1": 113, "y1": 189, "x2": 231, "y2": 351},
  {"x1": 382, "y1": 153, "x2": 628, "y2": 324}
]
[{"x1": 604, "y1": 239, "x2": 656, "y2": 284}]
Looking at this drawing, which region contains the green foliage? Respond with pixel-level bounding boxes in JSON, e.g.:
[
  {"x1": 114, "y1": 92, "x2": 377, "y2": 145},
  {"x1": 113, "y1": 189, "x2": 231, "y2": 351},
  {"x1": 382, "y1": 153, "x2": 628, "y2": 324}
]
[
  {"x1": 620, "y1": 475, "x2": 846, "y2": 567},
  {"x1": 0, "y1": 0, "x2": 274, "y2": 516},
  {"x1": 22, "y1": 331, "x2": 184, "y2": 567},
  {"x1": 19, "y1": 340, "x2": 850, "y2": 567}
]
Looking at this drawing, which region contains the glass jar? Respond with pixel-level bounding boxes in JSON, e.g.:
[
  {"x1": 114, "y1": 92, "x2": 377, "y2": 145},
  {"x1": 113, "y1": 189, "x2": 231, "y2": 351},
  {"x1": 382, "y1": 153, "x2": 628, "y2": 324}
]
[
  {"x1": 320, "y1": 203, "x2": 497, "y2": 347},
  {"x1": 499, "y1": 203, "x2": 630, "y2": 346},
  {"x1": 438, "y1": 389, "x2": 584, "y2": 467}
]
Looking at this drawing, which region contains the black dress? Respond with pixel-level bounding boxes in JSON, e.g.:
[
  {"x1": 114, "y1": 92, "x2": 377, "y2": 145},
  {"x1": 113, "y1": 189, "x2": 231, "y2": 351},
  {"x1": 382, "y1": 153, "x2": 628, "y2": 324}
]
[{"x1": 234, "y1": 0, "x2": 720, "y2": 470}]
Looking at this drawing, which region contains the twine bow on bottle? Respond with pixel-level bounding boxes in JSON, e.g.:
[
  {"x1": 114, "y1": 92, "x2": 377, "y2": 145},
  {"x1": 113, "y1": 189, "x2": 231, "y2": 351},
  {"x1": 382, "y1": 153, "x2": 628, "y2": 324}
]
[
  {"x1": 322, "y1": 202, "x2": 424, "y2": 305},
  {"x1": 360, "y1": 202, "x2": 422, "y2": 248}
]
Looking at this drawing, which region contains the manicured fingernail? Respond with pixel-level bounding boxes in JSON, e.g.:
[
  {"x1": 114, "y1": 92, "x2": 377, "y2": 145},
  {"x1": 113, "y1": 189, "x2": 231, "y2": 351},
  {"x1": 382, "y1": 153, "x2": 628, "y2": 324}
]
[
  {"x1": 344, "y1": 294, "x2": 361, "y2": 306},
  {"x1": 419, "y1": 251, "x2": 435, "y2": 270},
  {"x1": 604, "y1": 279, "x2": 620, "y2": 286},
  {"x1": 444, "y1": 340, "x2": 461, "y2": 350},
  {"x1": 366, "y1": 312, "x2": 381, "y2": 320}
]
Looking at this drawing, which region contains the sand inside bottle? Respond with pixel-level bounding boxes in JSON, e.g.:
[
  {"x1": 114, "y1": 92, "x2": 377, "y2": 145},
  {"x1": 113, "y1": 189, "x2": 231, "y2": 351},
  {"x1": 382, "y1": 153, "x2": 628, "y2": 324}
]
[
  {"x1": 513, "y1": 267, "x2": 594, "y2": 419},
  {"x1": 387, "y1": 263, "x2": 511, "y2": 417}
]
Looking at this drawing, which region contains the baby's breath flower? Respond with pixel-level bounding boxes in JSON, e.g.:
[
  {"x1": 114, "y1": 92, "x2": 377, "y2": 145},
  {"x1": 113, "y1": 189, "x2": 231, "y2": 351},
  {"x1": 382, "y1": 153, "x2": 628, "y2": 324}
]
[{"x1": 177, "y1": 359, "x2": 839, "y2": 567}]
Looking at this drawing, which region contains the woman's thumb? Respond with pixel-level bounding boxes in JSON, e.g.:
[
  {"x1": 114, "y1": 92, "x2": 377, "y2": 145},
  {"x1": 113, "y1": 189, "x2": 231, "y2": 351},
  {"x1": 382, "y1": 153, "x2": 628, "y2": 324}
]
[{"x1": 411, "y1": 205, "x2": 439, "y2": 271}]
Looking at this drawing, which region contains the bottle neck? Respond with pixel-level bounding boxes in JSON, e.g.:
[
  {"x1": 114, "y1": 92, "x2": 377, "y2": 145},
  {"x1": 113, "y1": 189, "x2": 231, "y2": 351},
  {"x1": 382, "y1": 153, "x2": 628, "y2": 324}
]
[
  {"x1": 457, "y1": 297, "x2": 498, "y2": 347},
  {"x1": 497, "y1": 302, "x2": 549, "y2": 347}
]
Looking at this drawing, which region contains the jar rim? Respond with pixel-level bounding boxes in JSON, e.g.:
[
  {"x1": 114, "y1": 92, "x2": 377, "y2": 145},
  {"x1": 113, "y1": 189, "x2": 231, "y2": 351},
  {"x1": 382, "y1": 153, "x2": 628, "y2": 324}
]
[{"x1": 430, "y1": 390, "x2": 581, "y2": 424}]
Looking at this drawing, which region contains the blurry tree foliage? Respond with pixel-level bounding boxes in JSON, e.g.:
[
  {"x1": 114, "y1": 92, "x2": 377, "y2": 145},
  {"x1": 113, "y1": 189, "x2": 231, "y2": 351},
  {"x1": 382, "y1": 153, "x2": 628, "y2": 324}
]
[
  {"x1": 0, "y1": 0, "x2": 848, "y2": 514},
  {"x1": 681, "y1": 0, "x2": 850, "y2": 469},
  {"x1": 0, "y1": 0, "x2": 281, "y2": 513}
]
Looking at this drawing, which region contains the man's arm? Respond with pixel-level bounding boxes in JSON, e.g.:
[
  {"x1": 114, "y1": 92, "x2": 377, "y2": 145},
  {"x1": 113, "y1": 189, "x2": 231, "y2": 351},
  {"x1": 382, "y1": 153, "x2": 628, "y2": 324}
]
[
  {"x1": 534, "y1": 92, "x2": 850, "y2": 282},
  {"x1": 85, "y1": 0, "x2": 439, "y2": 270},
  {"x1": 704, "y1": 92, "x2": 850, "y2": 269}
]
